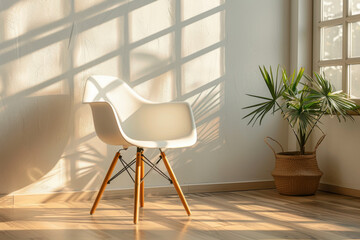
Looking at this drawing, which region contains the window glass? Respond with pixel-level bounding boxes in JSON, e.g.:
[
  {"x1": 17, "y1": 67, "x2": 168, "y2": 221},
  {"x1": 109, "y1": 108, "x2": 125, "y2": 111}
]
[
  {"x1": 322, "y1": 0, "x2": 343, "y2": 20},
  {"x1": 321, "y1": 66, "x2": 343, "y2": 91},
  {"x1": 349, "y1": 21, "x2": 360, "y2": 58},
  {"x1": 350, "y1": 64, "x2": 360, "y2": 98},
  {"x1": 349, "y1": 0, "x2": 360, "y2": 15},
  {"x1": 321, "y1": 25, "x2": 343, "y2": 60}
]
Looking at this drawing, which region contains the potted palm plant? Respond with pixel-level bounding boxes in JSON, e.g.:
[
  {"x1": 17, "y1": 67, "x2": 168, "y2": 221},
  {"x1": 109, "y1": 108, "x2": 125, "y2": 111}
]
[{"x1": 244, "y1": 66, "x2": 359, "y2": 195}]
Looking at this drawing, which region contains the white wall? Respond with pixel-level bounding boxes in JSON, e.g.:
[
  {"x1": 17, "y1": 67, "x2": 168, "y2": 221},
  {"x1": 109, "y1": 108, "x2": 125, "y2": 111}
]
[
  {"x1": 289, "y1": 0, "x2": 313, "y2": 151},
  {"x1": 0, "y1": 0, "x2": 290, "y2": 196},
  {"x1": 302, "y1": 1, "x2": 360, "y2": 192},
  {"x1": 315, "y1": 117, "x2": 360, "y2": 190}
]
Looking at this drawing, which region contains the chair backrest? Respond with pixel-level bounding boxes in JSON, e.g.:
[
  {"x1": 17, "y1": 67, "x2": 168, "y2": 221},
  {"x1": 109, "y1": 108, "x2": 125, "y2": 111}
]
[
  {"x1": 83, "y1": 75, "x2": 148, "y2": 122},
  {"x1": 83, "y1": 75, "x2": 146, "y2": 146}
]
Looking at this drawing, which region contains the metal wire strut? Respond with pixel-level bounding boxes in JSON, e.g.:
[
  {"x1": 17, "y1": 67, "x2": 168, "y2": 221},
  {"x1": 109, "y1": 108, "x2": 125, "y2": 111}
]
[
  {"x1": 141, "y1": 154, "x2": 172, "y2": 184},
  {"x1": 107, "y1": 149, "x2": 173, "y2": 185}
]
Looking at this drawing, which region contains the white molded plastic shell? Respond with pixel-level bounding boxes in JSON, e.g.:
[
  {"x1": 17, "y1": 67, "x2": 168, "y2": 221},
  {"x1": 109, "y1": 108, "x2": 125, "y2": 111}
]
[{"x1": 83, "y1": 75, "x2": 197, "y2": 148}]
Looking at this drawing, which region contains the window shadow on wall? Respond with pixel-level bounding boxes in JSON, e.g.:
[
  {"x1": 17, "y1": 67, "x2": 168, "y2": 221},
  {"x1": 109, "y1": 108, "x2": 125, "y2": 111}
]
[{"x1": 0, "y1": 0, "x2": 226, "y2": 197}]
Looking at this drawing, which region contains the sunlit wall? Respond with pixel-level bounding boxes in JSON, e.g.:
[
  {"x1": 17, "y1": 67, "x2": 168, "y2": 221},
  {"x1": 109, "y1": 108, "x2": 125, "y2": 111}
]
[{"x1": 0, "y1": 0, "x2": 289, "y2": 196}]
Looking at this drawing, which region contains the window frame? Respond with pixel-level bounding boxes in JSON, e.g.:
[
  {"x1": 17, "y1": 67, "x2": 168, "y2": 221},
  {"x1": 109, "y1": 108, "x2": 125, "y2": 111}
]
[{"x1": 313, "y1": 0, "x2": 360, "y2": 103}]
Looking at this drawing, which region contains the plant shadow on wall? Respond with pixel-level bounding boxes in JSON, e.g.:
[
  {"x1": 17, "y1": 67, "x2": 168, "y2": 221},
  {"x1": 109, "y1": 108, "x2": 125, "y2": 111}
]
[{"x1": 0, "y1": 0, "x2": 226, "y2": 197}]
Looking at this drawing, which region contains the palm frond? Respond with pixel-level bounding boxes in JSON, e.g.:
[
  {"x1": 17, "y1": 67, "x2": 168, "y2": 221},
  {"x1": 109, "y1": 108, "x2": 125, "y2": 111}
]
[
  {"x1": 244, "y1": 66, "x2": 360, "y2": 154},
  {"x1": 307, "y1": 72, "x2": 359, "y2": 120},
  {"x1": 243, "y1": 66, "x2": 284, "y2": 125}
]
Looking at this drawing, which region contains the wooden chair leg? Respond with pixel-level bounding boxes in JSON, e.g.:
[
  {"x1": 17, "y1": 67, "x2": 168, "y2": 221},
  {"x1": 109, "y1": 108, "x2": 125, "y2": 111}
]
[
  {"x1": 133, "y1": 149, "x2": 142, "y2": 224},
  {"x1": 90, "y1": 151, "x2": 120, "y2": 215},
  {"x1": 140, "y1": 153, "x2": 145, "y2": 207},
  {"x1": 160, "y1": 151, "x2": 191, "y2": 216}
]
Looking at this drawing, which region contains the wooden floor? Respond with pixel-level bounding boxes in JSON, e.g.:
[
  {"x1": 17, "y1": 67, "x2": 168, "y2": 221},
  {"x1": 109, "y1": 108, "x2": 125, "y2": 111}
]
[{"x1": 1, "y1": 189, "x2": 360, "y2": 240}]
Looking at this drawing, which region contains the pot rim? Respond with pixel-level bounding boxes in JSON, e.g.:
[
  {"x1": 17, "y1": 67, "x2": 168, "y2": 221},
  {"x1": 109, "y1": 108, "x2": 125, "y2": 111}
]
[{"x1": 275, "y1": 151, "x2": 316, "y2": 159}]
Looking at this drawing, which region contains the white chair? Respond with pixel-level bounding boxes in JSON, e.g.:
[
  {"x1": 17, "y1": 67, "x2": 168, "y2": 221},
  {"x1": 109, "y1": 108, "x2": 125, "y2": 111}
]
[{"x1": 83, "y1": 75, "x2": 197, "y2": 224}]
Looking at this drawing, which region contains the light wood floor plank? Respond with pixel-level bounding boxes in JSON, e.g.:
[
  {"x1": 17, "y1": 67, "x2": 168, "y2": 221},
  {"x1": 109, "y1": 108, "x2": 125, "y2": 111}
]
[{"x1": 1, "y1": 190, "x2": 360, "y2": 239}]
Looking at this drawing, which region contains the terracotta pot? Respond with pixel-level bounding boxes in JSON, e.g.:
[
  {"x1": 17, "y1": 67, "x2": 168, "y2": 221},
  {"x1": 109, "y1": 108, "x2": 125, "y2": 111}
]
[{"x1": 264, "y1": 136, "x2": 325, "y2": 196}]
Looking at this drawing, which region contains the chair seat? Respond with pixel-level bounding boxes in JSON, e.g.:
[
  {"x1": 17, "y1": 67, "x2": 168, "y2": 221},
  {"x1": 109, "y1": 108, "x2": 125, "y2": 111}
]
[
  {"x1": 120, "y1": 102, "x2": 197, "y2": 148},
  {"x1": 125, "y1": 136, "x2": 196, "y2": 149}
]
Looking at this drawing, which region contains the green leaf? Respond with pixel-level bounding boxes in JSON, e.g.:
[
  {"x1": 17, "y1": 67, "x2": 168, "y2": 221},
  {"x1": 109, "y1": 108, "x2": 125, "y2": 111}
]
[
  {"x1": 243, "y1": 66, "x2": 360, "y2": 152},
  {"x1": 245, "y1": 94, "x2": 273, "y2": 101}
]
